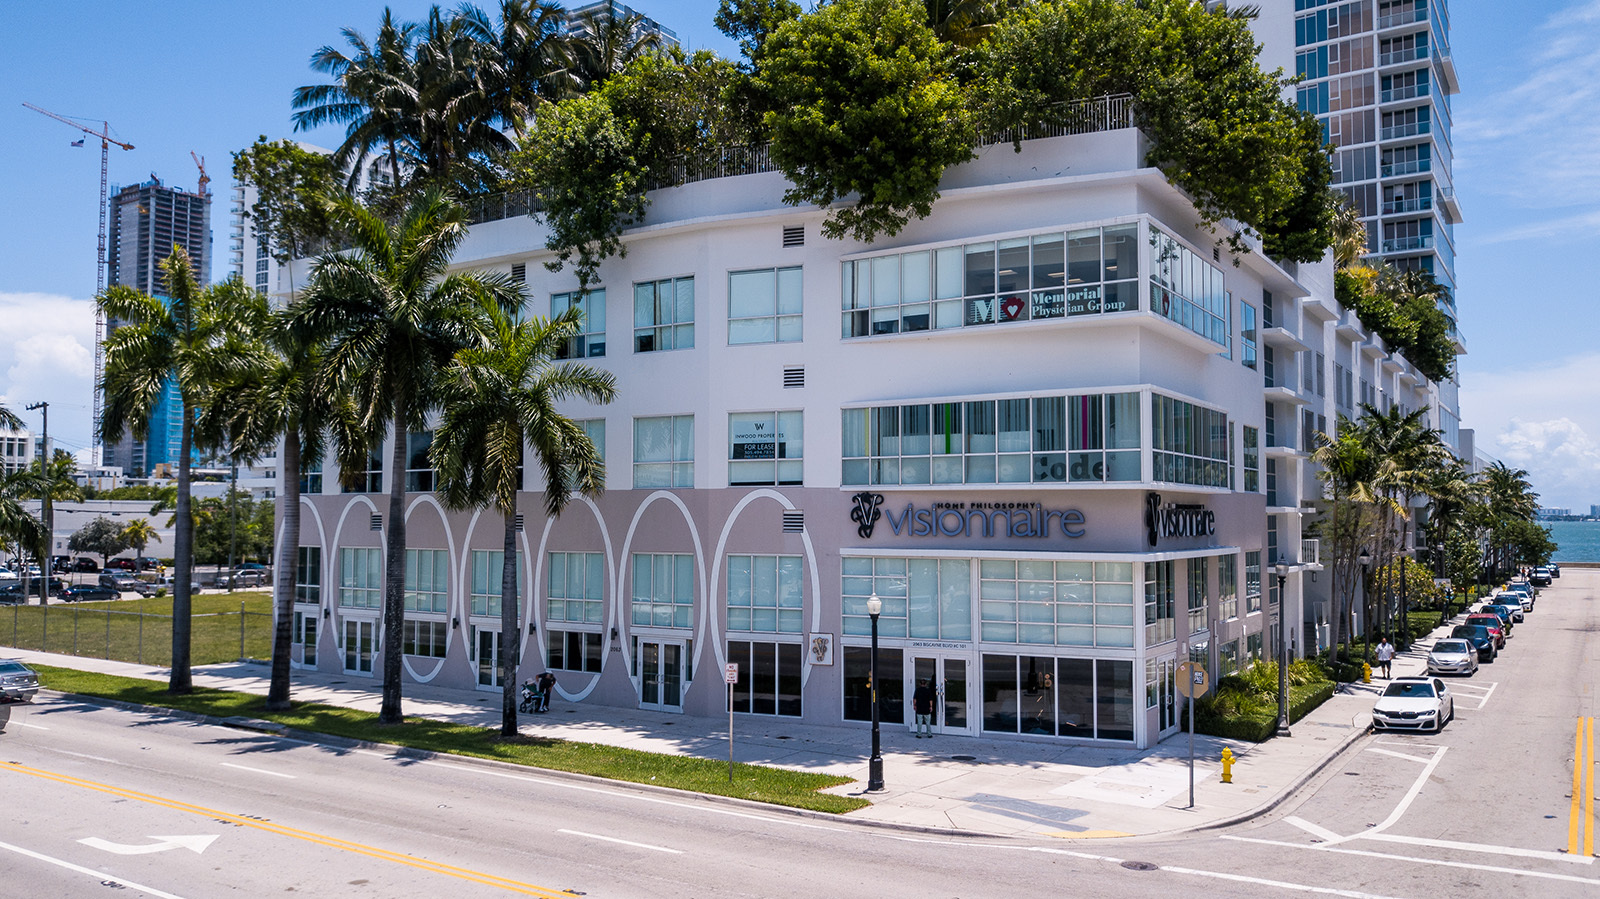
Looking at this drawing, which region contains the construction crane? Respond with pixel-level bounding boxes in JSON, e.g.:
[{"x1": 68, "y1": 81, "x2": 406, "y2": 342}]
[
  {"x1": 23, "y1": 102, "x2": 134, "y2": 461},
  {"x1": 190, "y1": 151, "x2": 209, "y2": 196}
]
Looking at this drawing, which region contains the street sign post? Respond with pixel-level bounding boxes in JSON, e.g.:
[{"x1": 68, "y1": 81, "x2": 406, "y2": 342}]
[
  {"x1": 1175, "y1": 661, "x2": 1210, "y2": 808},
  {"x1": 725, "y1": 663, "x2": 739, "y2": 782}
]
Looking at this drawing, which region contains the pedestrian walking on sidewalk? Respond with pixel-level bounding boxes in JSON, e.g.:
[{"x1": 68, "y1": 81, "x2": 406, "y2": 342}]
[
  {"x1": 912, "y1": 678, "x2": 936, "y2": 738},
  {"x1": 537, "y1": 671, "x2": 557, "y2": 712},
  {"x1": 1375, "y1": 636, "x2": 1395, "y2": 679}
]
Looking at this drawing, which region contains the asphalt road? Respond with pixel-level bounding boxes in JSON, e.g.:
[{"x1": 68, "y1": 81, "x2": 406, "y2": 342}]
[{"x1": 0, "y1": 571, "x2": 1595, "y2": 898}]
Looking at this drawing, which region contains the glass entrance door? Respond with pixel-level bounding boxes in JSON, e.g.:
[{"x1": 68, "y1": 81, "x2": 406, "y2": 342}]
[
  {"x1": 343, "y1": 619, "x2": 374, "y2": 674},
  {"x1": 908, "y1": 655, "x2": 972, "y2": 735},
  {"x1": 638, "y1": 640, "x2": 683, "y2": 711},
  {"x1": 1157, "y1": 656, "x2": 1177, "y2": 733},
  {"x1": 477, "y1": 627, "x2": 501, "y2": 687}
]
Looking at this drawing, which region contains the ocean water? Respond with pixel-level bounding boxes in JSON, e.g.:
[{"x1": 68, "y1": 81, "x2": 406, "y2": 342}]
[{"x1": 1547, "y1": 520, "x2": 1600, "y2": 563}]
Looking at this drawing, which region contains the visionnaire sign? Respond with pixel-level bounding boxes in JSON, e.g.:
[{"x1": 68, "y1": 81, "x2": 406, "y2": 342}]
[{"x1": 850, "y1": 493, "x2": 1086, "y2": 540}]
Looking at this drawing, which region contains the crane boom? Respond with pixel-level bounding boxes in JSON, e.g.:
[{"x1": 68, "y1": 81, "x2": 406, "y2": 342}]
[
  {"x1": 23, "y1": 102, "x2": 134, "y2": 462},
  {"x1": 190, "y1": 151, "x2": 209, "y2": 196}
]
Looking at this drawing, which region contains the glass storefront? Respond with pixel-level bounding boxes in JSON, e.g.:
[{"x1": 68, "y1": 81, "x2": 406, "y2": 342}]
[{"x1": 980, "y1": 654, "x2": 1134, "y2": 741}]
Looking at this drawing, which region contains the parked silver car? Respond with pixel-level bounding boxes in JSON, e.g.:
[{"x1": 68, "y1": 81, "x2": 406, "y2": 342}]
[
  {"x1": 0, "y1": 659, "x2": 39, "y2": 702},
  {"x1": 1425, "y1": 639, "x2": 1479, "y2": 677}
]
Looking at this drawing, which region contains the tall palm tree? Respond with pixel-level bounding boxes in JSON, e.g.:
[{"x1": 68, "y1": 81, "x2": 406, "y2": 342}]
[
  {"x1": 100, "y1": 250, "x2": 262, "y2": 693},
  {"x1": 292, "y1": 8, "x2": 420, "y2": 192},
  {"x1": 432, "y1": 304, "x2": 616, "y2": 736},
  {"x1": 23, "y1": 450, "x2": 86, "y2": 600},
  {"x1": 0, "y1": 404, "x2": 22, "y2": 431},
  {"x1": 457, "y1": 0, "x2": 574, "y2": 137},
  {"x1": 1331, "y1": 198, "x2": 1368, "y2": 270},
  {"x1": 1312, "y1": 419, "x2": 1378, "y2": 657},
  {"x1": 290, "y1": 189, "x2": 517, "y2": 725},
  {"x1": 404, "y1": 6, "x2": 515, "y2": 194},
  {"x1": 122, "y1": 518, "x2": 161, "y2": 557},
  {"x1": 569, "y1": 6, "x2": 662, "y2": 90},
  {"x1": 0, "y1": 468, "x2": 46, "y2": 583}
]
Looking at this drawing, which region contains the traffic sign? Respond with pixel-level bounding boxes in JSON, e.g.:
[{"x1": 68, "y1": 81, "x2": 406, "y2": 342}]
[{"x1": 1175, "y1": 661, "x2": 1209, "y2": 699}]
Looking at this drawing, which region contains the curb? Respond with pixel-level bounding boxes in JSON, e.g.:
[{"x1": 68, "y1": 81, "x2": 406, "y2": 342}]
[{"x1": 37, "y1": 689, "x2": 1003, "y2": 841}]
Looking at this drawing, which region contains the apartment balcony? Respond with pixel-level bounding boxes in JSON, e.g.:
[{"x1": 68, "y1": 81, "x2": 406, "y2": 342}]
[
  {"x1": 1435, "y1": 50, "x2": 1460, "y2": 95},
  {"x1": 1380, "y1": 235, "x2": 1433, "y2": 253},
  {"x1": 1300, "y1": 293, "x2": 1340, "y2": 322},
  {"x1": 1380, "y1": 120, "x2": 1431, "y2": 142},
  {"x1": 1382, "y1": 196, "x2": 1433, "y2": 215},
  {"x1": 1379, "y1": 47, "x2": 1426, "y2": 67},
  {"x1": 1300, "y1": 538, "x2": 1323, "y2": 571},
  {"x1": 1261, "y1": 323, "x2": 1309, "y2": 352},
  {"x1": 1381, "y1": 84, "x2": 1429, "y2": 104},
  {"x1": 1264, "y1": 441, "x2": 1308, "y2": 461},
  {"x1": 1264, "y1": 384, "x2": 1310, "y2": 406},
  {"x1": 1381, "y1": 159, "x2": 1431, "y2": 178},
  {"x1": 1335, "y1": 308, "x2": 1367, "y2": 341},
  {"x1": 1436, "y1": 186, "x2": 1463, "y2": 223},
  {"x1": 1378, "y1": 5, "x2": 1427, "y2": 30}
]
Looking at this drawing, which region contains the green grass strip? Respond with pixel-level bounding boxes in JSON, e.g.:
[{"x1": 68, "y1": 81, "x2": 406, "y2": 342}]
[{"x1": 31, "y1": 664, "x2": 868, "y2": 814}]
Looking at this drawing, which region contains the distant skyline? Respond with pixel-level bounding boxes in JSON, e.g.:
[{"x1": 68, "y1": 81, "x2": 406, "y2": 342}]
[{"x1": 1, "y1": 0, "x2": 1594, "y2": 509}]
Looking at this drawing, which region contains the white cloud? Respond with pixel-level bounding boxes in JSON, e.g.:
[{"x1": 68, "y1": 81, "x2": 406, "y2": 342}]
[
  {"x1": 1459, "y1": 352, "x2": 1600, "y2": 509},
  {"x1": 0, "y1": 290, "x2": 96, "y2": 451}
]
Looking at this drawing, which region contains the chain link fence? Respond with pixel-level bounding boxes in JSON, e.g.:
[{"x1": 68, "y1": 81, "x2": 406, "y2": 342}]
[{"x1": 0, "y1": 601, "x2": 273, "y2": 666}]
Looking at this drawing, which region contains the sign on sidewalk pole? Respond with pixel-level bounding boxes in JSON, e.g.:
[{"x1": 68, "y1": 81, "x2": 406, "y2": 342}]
[
  {"x1": 725, "y1": 663, "x2": 739, "y2": 782},
  {"x1": 1175, "y1": 661, "x2": 1210, "y2": 809}
]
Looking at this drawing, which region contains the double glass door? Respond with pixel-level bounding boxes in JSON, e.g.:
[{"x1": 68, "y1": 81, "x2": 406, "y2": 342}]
[
  {"x1": 638, "y1": 640, "x2": 683, "y2": 711},
  {"x1": 477, "y1": 628, "x2": 501, "y2": 687},
  {"x1": 907, "y1": 655, "x2": 972, "y2": 735},
  {"x1": 343, "y1": 619, "x2": 374, "y2": 674},
  {"x1": 1157, "y1": 656, "x2": 1178, "y2": 734}
]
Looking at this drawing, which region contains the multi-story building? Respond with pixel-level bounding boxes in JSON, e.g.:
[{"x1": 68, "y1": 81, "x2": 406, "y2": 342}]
[
  {"x1": 1253, "y1": 0, "x2": 1465, "y2": 455},
  {"x1": 103, "y1": 176, "x2": 212, "y2": 477},
  {"x1": 566, "y1": 1, "x2": 679, "y2": 47},
  {"x1": 272, "y1": 93, "x2": 1467, "y2": 749},
  {"x1": 0, "y1": 428, "x2": 36, "y2": 477}
]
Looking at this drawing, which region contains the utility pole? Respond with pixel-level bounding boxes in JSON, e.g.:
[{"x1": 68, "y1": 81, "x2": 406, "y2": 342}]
[{"x1": 25, "y1": 401, "x2": 49, "y2": 606}]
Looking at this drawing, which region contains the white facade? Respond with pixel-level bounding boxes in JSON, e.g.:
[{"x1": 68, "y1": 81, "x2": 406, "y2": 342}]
[
  {"x1": 280, "y1": 106, "x2": 1456, "y2": 749},
  {"x1": 1, "y1": 428, "x2": 37, "y2": 477}
]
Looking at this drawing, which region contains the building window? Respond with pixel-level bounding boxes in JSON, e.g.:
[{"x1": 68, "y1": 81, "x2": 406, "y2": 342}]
[
  {"x1": 578, "y1": 419, "x2": 605, "y2": 463},
  {"x1": 553, "y1": 289, "x2": 605, "y2": 358},
  {"x1": 631, "y1": 553, "x2": 693, "y2": 628},
  {"x1": 843, "y1": 646, "x2": 904, "y2": 724},
  {"x1": 726, "y1": 555, "x2": 803, "y2": 634},
  {"x1": 1187, "y1": 557, "x2": 1210, "y2": 634},
  {"x1": 300, "y1": 461, "x2": 323, "y2": 495},
  {"x1": 404, "y1": 549, "x2": 448, "y2": 613},
  {"x1": 295, "y1": 546, "x2": 321, "y2": 605},
  {"x1": 547, "y1": 629, "x2": 603, "y2": 672},
  {"x1": 548, "y1": 551, "x2": 603, "y2": 624},
  {"x1": 1247, "y1": 631, "x2": 1264, "y2": 663},
  {"x1": 403, "y1": 619, "x2": 447, "y2": 657},
  {"x1": 980, "y1": 655, "x2": 1133, "y2": 741},
  {"x1": 634, "y1": 415, "x2": 693, "y2": 488},
  {"x1": 841, "y1": 392, "x2": 1140, "y2": 487},
  {"x1": 1219, "y1": 554, "x2": 1239, "y2": 621},
  {"x1": 1144, "y1": 560, "x2": 1176, "y2": 646},
  {"x1": 729, "y1": 411, "x2": 802, "y2": 486},
  {"x1": 841, "y1": 225, "x2": 1140, "y2": 338},
  {"x1": 729, "y1": 267, "x2": 802, "y2": 344},
  {"x1": 1148, "y1": 224, "x2": 1228, "y2": 347},
  {"x1": 1245, "y1": 551, "x2": 1262, "y2": 613},
  {"x1": 728, "y1": 640, "x2": 803, "y2": 716},
  {"x1": 1151, "y1": 394, "x2": 1230, "y2": 488},
  {"x1": 1243, "y1": 426, "x2": 1260, "y2": 493},
  {"x1": 405, "y1": 431, "x2": 435, "y2": 492},
  {"x1": 977, "y1": 560, "x2": 1135, "y2": 647},
  {"x1": 1241, "y1": 301, "x2": 1258, "y2": 370},
  {"x1": 634, "y1": 276, "x2": 694, "y2": 352},
  {"x1": 1220, "y1": 638, "x2": 1240, "y2": 676},
  {"x1": 339, "y1": 547, "x2": 382, "y2": 609},
  {"x1": 470, "y1": 550, "x2": 523, "y2": 618},
  {"x1": 343, "y1": 447, "x2": 383, "y2": 494},
  {"x1": 842, "y1": 557, "x2": 971, "y2": 640}
]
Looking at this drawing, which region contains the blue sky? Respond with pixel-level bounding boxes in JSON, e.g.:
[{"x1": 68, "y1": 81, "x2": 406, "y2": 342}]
[{"x1": 0, "y1": 1, "x2": 1591, "y2": 510}]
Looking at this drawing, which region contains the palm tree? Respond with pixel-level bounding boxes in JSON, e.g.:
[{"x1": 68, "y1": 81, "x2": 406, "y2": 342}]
[
  {"x1": 1311, "y1": 419, "x2": 1378, "y2": 659},
  {"x1": 121, "y1": 518, "x2": 161, "y2": 558},
  {"x1": 432, "y1": 304, "x2": 616, "y2": 735},
  {"x1": 290, "y1": 189, "x2": 516, "y2": 725},
  {"x1": 1331, "y1": 199, "x2": 1368, "y2": 270},
  {"x1": 458, "y1": 0, "x2": 574, "y2": 137},
  {"x1": 569, "y1": 6, "x2": 662, "y2": 90},
  {"x1": 292, "y1": 8, "x2": 420, "y2": 192},
  {"x1": 23, "y1": 450, "x2": 86, "y2": 601},
  {"x1": 0, "y1": 404, "x2": 22, "y2": 431},
  {"x1": 0, "y1": 468, "x2": 46, "y2": 584},
  {"x1": 1351, "y1": 403, "x2": 1444, "y2": 644},
  {"x1": 404, "y1": 6, "x2": 515, "y2": 195},
  {"x1": 100, "y1": 249, "x2": 262, "y2": 693},
  {"x1": 924, "y1": 0, "x2": 1006, "y2": 47}
]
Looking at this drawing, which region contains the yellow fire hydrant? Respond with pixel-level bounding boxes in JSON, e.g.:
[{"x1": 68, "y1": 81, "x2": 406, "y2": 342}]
[
  {"x1": 1221, "y1": 748, "x2": 1235, "y2": 784},
  {"x1": 1362, "y1": 662, "x2": 1373, "y2": 684}
]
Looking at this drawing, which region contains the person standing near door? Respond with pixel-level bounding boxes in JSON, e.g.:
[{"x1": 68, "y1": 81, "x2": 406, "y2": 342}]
[{"x1": 912, "y1": 678, "x2": 937, "y2": 738}]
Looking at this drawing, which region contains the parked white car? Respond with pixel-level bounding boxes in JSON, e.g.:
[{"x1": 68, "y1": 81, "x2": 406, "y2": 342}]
[{"x1": 1372, "y1": 676, "x2": 1455, "y2": 734}]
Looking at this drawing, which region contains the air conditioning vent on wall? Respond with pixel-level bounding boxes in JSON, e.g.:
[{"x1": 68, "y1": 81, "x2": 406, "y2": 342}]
[
  {"x1": 782, "y1": 366, "x2": 805, "y2": 389},
  {"x1": 782, "y1": 510, "x2": 804, "y2": 533},
  {"x1": 511, "y1": 263, "x2": 526, "y2": 282},
  {"x1": 782, "y1": 226, "x2": 805, "y2": 248},
  {"x1": 370, "y1": 514, "x2": 383, "y2": 531}
]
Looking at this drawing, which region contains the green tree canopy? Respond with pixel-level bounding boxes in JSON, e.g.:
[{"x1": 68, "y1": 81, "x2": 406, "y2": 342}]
[
  {"x1": 231, "y1": 137, "x2": 342, "y2": 267},
  {"x1": 69, "y1": 516, "x2": 130, "y2": 564}
]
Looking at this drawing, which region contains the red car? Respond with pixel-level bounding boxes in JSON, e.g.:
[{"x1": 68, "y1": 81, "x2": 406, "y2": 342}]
[
  {"x1": 107, "y1": 558, "x2": 136, "y2": 570},
  {"x1": 1464, "y1": 614, "x2": 1506, "y2": 649}
]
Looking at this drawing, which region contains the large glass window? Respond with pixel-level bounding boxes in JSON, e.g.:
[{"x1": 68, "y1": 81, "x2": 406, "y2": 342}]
[
  {"x1": 634, "y1": 276, "x2": 694, "y2": 352},
  {"x1": 977, "y1": 560, "x2": 1134, "y2": 648},
  {"x1": 841, "y1": 225, "x2": 1139, "y2": 338},
  {"x1": 842, "y1": 392, "x2": 1140, "y2": 486},
  {"x1": 1219, "y1": 555, "x2": 1239, "y2": 621},
  {"x1": 339, "y1": 547, "x2": 382, "y2": 609},
  {"x1": 470, "y1": 550, "x2": 524, "y2": 618},
  {"x1": 729, "y1": 411, "x2": 802, "y2": 486},
  {"x1": 1151, "y1": 394, "x2": 1231, "y2": 488},
  {"x1": 1144, "y1": 560, "x2": 1176, "y2": 645},
  {"x1": 295, "y1": 546, "x2": 321, "y2": 605},
  {"x1": 403, "y1": 619, "x2": 447, "y2": 657},
  {"x1": 634, "y1": 415, "x2": 693, "y2": 488},
  {"x1": 728, "y1": 640, "x2": 803, "y2": 716},
  {"x1": 1147, "y1": 224, "x2": 1228, "y2": 346},
  {"x1": 554, "y1": 289, "x2": 606, "y2": 358},
  {"x1": 342, "y1": 447, "x2": 383, "y2": 494},
  {"x1": 548, "y1": 551, "x2": 603, "y2": 624},
  {"x1": 631, "y1": 553, "x2": 693, "y2": 628},
  {"x1": 726, "y1": 555, "x2": 803, "y2": 633},
  {"x1": 547, "y1": 629, "x2": 603, "y2": 672},
  {"x1": 981, "y1": 655, "x2": 1133, "y2": 741},
  {"x1": 405, "y1": 431, "x2": 434, "y2": 492},
  {"x1": 841, "y1": 557, "x2": 971, "y2": 640},
  {"x1": 404, "y1": 549, "x2": 448, "y2": 613},
  {"x1": 577, "y1": 419, "x2": 605, "y2": 463},
  {"x1": 1243, "y1": 425, "x2": 1260, "y2": 492},
  {"x1": 1241, "y1": 301, "x2": 1258, "y2": 371},
  {"x1": 1245, "y1": 551, "x2": 1262, "y2": 613},
  {"x1": 729, "y1": 267, "x2": 802, "y2": 345},
  {"x1": 843, "y1": 646, "x2": 903, "y2": 724},
  {"x1": 1188, "y1": 557, "x2": 1210, "y2": 634}
]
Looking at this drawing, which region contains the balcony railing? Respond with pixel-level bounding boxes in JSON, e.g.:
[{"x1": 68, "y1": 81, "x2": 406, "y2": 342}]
[
  {"x1": 1381, "y1": 84, "x2": 1429, "y2": 103},
  {"x1": 1381, "y1": 197, "x2": 1432, "y2": 214},
  {"x1": 1380, "y1": 121, "x2": 1429, "y2": 140},
  {"x1": 1381, "y1": 159, "x2": 1431, "y2": 177},
  {"x1": 1301, "y1": 538, "x2": 1321, "y2": 567},
  {"x1": 1378, "y1": 6, "x2": 1426, "y2": 28},
  {"x1": 1379, "y1": 47, "x2": 1424, "y2": 66},
  {"x1": 1381, "y1": 235, "x2": 1433, "y2": 252}
]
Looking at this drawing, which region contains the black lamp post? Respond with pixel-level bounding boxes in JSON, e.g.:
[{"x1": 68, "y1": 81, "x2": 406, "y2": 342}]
[
  {"x1": 1399, "y1": 546, "x2": 1411, "y2": 648},
  {"x1": 1357, "y1": 547, "x2": 1372, "y2": 660},
  {"x1": 866, "y1": 592, "x2": 884, "y2": 792},
  {"x1": 1274, "y1": 562, "x2": 1291, "y2": 738}
]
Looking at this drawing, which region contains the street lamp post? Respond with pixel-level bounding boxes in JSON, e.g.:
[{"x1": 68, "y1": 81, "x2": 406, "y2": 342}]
[
  {"x1": 1357, "y1": 547, "x2": 1372, "y2": 663},
  {"x1": 1399, "y1": 546, "x2": 1410, "y2": 648},
  {"x1": 866, "y1": 592, "x2": 884, "y2": 792},
  {"x1": 1274, "y1": 562, "x2": 1291, "y2": 738}
]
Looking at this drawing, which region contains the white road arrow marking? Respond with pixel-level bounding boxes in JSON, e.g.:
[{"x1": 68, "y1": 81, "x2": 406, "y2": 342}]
[{"x1": 79, "y1": 834, "x2": 219, "y2": 855}]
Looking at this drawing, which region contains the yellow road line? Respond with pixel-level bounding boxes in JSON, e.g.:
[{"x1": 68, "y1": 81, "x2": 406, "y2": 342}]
[
  {"x1": 1575, "y1": 717, "x2": 1594, "y2": 859},
  {"x1": 1588, "y1": 717, "x2": 1596, "y2": 859},
  {"x1": 2, "y1": 762, "x2": 573, "y2": 897}
]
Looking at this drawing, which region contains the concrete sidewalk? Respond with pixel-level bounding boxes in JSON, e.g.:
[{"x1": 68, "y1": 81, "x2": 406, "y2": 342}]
[{"x1": 3, "y1": 617, "x2": 1472, "y2": 841}]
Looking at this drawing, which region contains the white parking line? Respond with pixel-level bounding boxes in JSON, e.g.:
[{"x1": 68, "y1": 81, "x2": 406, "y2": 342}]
[
  {"x1": 1223, "y1": 836, "x2": 1600, "y2": 886},
  {"x1": 1366, "y1": 747, "x2": 1434, "y2": 764},
  {"x1": 10, "y1": 721, "x2": 48, "y2": 730},
  {"x1": 1362, "y1": 832, "x2": 1590, "y2": 865},
  {"x1": 557, "y1": 828, "x2": 680, "y2": 854},
  {"x1": 0, "y1": 838, "x2": 192, "y2": 899},
  {"x1": 1324, "y1": 746, "x2": 1446, "y2": 846},
  {"x1": 219, "y1": 762, "x2": 295, "y2": 779},
  {"x1": 1284, "y1": 816, "x2": 1342, "y2": 842}
]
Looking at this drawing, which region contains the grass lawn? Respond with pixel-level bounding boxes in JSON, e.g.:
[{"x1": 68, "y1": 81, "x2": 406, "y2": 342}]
[
  {"x1": 32, "y1": 664, "x2": 867, "y2": 814},
  {"x1": 0, "y1": 592, "x2": 274, "y2": 666}
]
